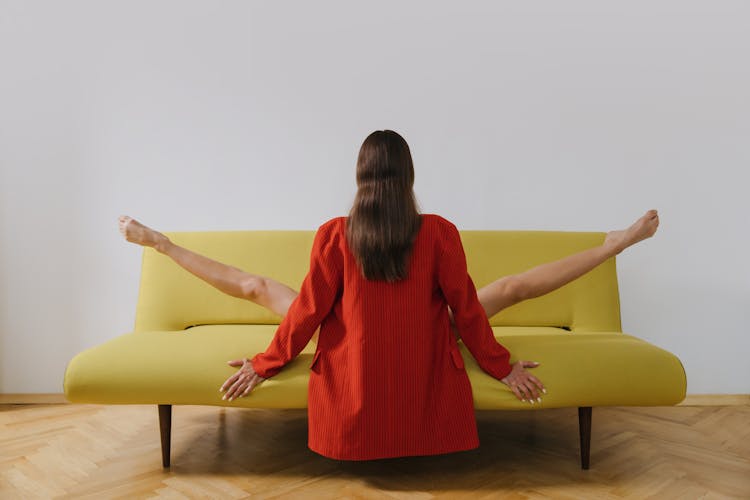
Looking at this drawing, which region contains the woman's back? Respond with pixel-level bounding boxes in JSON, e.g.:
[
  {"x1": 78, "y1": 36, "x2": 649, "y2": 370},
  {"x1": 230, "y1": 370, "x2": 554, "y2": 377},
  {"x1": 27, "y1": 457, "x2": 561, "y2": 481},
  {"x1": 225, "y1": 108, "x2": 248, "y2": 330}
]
[
  {"x1": 251, "y1": 130, "x2": 512, "y2": 459},
  {"x1": 252, "y1": 213, "x2": 513, "y2": 460}
]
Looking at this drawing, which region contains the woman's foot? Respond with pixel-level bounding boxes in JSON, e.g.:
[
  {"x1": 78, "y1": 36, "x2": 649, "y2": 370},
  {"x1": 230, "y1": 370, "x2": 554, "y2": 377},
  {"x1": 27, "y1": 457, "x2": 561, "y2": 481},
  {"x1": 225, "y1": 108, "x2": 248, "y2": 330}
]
[
  {"x1": 604, "y1": 210, "x2": 660, "y2": 254},
  {"x1": 118, "y1": 216, "x2": 170, "y2": 252}
]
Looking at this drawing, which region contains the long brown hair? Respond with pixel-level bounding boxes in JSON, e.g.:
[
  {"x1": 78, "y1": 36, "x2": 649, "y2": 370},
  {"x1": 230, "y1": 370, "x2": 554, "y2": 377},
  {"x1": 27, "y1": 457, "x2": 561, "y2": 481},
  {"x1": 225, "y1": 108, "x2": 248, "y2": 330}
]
[{"x1": 347, "y1": 130, "x2": 422, "y2": 282}]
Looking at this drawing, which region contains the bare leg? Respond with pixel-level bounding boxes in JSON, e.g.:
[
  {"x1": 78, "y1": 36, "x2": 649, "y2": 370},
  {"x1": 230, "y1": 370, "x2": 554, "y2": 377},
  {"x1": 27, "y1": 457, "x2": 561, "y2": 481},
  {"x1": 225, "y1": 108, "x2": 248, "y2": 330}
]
[
  {"x1": 477, "y1": 210, "x2": 660, "y2": 319},
  {"x1": 122, "y1": 210, "x2": 657, "y2": 331},
  {"x1": 119, "y1": 216, "x2": 299, "y2": 317}
]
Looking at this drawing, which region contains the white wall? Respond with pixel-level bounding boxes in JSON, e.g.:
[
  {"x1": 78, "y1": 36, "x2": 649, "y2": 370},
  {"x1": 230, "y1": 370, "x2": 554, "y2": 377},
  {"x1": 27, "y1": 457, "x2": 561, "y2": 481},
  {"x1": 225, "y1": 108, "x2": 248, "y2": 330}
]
[{"x1": 1, "y1": 1, "x2": 748, "y2": 394}]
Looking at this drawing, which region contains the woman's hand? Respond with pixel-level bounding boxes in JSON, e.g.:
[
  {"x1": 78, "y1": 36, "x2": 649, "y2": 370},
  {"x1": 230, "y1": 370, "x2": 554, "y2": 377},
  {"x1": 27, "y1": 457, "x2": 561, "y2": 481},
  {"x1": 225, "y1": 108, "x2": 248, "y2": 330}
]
[
  {"x1": 220, "y1": 358, "x2": 266, "y2": 401},
  {"x1": 501, "y1": 360, "x2": 546, "y2": 404}
]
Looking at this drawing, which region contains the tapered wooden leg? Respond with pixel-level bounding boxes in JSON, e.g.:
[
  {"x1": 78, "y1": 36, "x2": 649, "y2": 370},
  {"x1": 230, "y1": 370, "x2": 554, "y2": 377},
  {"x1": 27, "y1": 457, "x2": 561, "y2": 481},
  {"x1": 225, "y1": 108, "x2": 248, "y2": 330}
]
[
  {"x1": 578, "y1": 406, "x2": 592, "y2": 470},
  {"x1": 158, "y1": 405, "x2": 172, "y2": 468}
]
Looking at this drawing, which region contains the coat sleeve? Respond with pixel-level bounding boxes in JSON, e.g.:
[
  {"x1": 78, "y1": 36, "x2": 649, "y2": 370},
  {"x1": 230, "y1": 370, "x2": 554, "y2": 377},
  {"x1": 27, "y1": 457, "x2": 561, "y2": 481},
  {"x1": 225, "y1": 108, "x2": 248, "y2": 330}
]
[
  {"x1": 437, "y1": 220, "x2": 513, "y2": 381},
  {"x1": 250, "y1": 221, "x2": 343, "y2": 379}
]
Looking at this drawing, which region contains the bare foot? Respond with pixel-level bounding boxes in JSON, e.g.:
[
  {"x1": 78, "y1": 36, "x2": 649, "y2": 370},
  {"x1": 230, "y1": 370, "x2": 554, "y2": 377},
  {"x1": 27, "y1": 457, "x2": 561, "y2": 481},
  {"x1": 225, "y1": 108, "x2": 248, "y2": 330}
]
[
  {"x1": 604, "y1": 210, "x2": 660, "y2": 254},
  {"x1": 118, "y1": 216, "x2": 170, "y2": 252}
]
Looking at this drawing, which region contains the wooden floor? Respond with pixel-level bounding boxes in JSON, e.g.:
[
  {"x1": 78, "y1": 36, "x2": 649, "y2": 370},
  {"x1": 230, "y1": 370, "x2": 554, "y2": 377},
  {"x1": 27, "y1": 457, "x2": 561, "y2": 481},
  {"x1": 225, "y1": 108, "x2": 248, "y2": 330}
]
[{"x1": 1, "y1": 404, "x2": 748, "y2": 499}]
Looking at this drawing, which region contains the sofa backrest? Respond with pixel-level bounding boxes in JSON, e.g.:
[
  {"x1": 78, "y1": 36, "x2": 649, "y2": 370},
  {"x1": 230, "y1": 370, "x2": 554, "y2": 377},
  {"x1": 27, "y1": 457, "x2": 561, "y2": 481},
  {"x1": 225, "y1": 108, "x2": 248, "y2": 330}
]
[
  {"x1": 134, "y1": 230, "x2": 621, "y2": 333},
  {"x1": 460, "y1": 231, "x2": 621, "y2": 332}
]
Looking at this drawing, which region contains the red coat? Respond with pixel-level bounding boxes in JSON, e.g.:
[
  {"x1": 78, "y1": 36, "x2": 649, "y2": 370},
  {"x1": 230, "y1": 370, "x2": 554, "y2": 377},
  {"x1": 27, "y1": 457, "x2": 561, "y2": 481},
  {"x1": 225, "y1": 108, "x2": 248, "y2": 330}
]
[{"x1": 251, "y1": 214, "x2": 512, "y2": 460}]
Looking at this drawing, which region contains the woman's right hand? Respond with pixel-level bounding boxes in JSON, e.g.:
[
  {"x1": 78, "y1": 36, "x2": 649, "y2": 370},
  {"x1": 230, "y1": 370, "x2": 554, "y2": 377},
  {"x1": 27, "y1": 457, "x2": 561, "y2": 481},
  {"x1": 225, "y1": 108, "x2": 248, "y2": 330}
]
[{"x1": 501, "y1": 360, "x2": 546, "y2": 403}]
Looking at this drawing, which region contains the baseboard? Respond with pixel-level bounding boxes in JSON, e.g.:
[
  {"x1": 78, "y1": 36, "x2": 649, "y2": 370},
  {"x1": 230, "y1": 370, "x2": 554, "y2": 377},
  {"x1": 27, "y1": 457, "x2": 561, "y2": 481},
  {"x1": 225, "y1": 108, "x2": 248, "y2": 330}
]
[
  {"x1": 0, "y1": 394, "x2": 69, "y2": 404},
  {"x1": 678, "y1": 394, "x2": 750, "y2": 406}
]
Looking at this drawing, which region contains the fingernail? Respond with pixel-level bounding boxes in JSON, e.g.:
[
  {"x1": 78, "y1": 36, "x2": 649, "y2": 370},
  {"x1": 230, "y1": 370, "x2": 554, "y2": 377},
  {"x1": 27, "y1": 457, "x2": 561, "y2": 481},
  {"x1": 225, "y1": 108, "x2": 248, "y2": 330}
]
[
  {"x1": 543, "y1": 388, "x2": 547, "y2": 394},
  {"x1": 522, "y1": 399, "x2": 527, "y2": 403},
  {"x1": 537, "y1": 397, "x2": 542, "y2": 403},
  {"x1": 530, "y1": 400, "x2": 535, "y2": 405},
  {"x1": 222, "y1": 395, "x2": 226, "y2": 400}
]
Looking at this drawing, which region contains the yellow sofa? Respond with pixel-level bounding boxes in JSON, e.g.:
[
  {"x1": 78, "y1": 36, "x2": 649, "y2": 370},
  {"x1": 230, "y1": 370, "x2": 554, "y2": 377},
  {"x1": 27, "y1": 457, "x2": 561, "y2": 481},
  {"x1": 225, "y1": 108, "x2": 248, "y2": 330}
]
[{"x1": 64, "y1": 230, "x2": 686, "y2": 469}]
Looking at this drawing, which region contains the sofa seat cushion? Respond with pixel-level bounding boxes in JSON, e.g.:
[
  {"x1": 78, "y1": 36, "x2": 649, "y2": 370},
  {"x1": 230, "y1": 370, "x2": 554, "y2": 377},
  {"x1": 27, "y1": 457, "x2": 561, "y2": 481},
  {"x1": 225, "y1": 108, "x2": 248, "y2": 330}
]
[
  {"x1": 466, "y1": 333, "x2": 686, "y2": 409},
  {"x1": 64, "y1": 326, "x2": 686, "y2": 410},
  {"x1": 64, "y1": 325, "x2": 316, "y2": 408},
  {"x1": 491, "y1": 326, "x2": 571, "y2": 337}
]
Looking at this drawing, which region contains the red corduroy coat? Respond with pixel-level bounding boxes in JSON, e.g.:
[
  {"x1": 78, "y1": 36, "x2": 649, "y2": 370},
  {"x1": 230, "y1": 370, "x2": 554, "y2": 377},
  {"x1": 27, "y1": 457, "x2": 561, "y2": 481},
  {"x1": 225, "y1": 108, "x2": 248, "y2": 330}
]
[{"x1": 251, "y1": 214, "x2": 512, "y2": 460}]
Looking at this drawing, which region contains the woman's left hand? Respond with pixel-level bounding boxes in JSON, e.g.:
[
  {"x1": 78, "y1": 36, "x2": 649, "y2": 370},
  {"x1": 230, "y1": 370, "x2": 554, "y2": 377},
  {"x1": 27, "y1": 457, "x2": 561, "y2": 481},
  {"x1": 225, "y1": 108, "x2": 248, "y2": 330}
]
[{"x1": 220, "y1": 358, "x2": 266, "y2": 401}]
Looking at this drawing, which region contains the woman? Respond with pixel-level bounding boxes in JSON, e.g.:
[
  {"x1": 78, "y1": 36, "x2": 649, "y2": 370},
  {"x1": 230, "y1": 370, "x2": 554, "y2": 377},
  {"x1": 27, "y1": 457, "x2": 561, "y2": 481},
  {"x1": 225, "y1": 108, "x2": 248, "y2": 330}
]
[{"x1": 119, "y1": 130, "x2": 659, "y2": 460}]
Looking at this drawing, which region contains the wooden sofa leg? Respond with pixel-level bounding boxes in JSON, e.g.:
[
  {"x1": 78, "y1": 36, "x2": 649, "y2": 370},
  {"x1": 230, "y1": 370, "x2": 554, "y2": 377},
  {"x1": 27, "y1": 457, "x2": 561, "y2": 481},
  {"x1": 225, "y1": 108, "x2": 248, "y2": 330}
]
[
  {"x1": 158, "y1": 404, "x2": 172, "y2": 468},
  {"x1": 578, "y1": 406, "x2": 592, "y2": 470}
]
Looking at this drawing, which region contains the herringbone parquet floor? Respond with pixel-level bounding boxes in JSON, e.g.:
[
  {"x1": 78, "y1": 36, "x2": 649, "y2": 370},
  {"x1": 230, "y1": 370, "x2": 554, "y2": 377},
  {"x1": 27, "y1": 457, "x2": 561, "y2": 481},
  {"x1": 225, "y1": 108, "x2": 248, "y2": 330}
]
[{"x1": 1, "y1": 404, "x2": 748, "y2": 499}]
